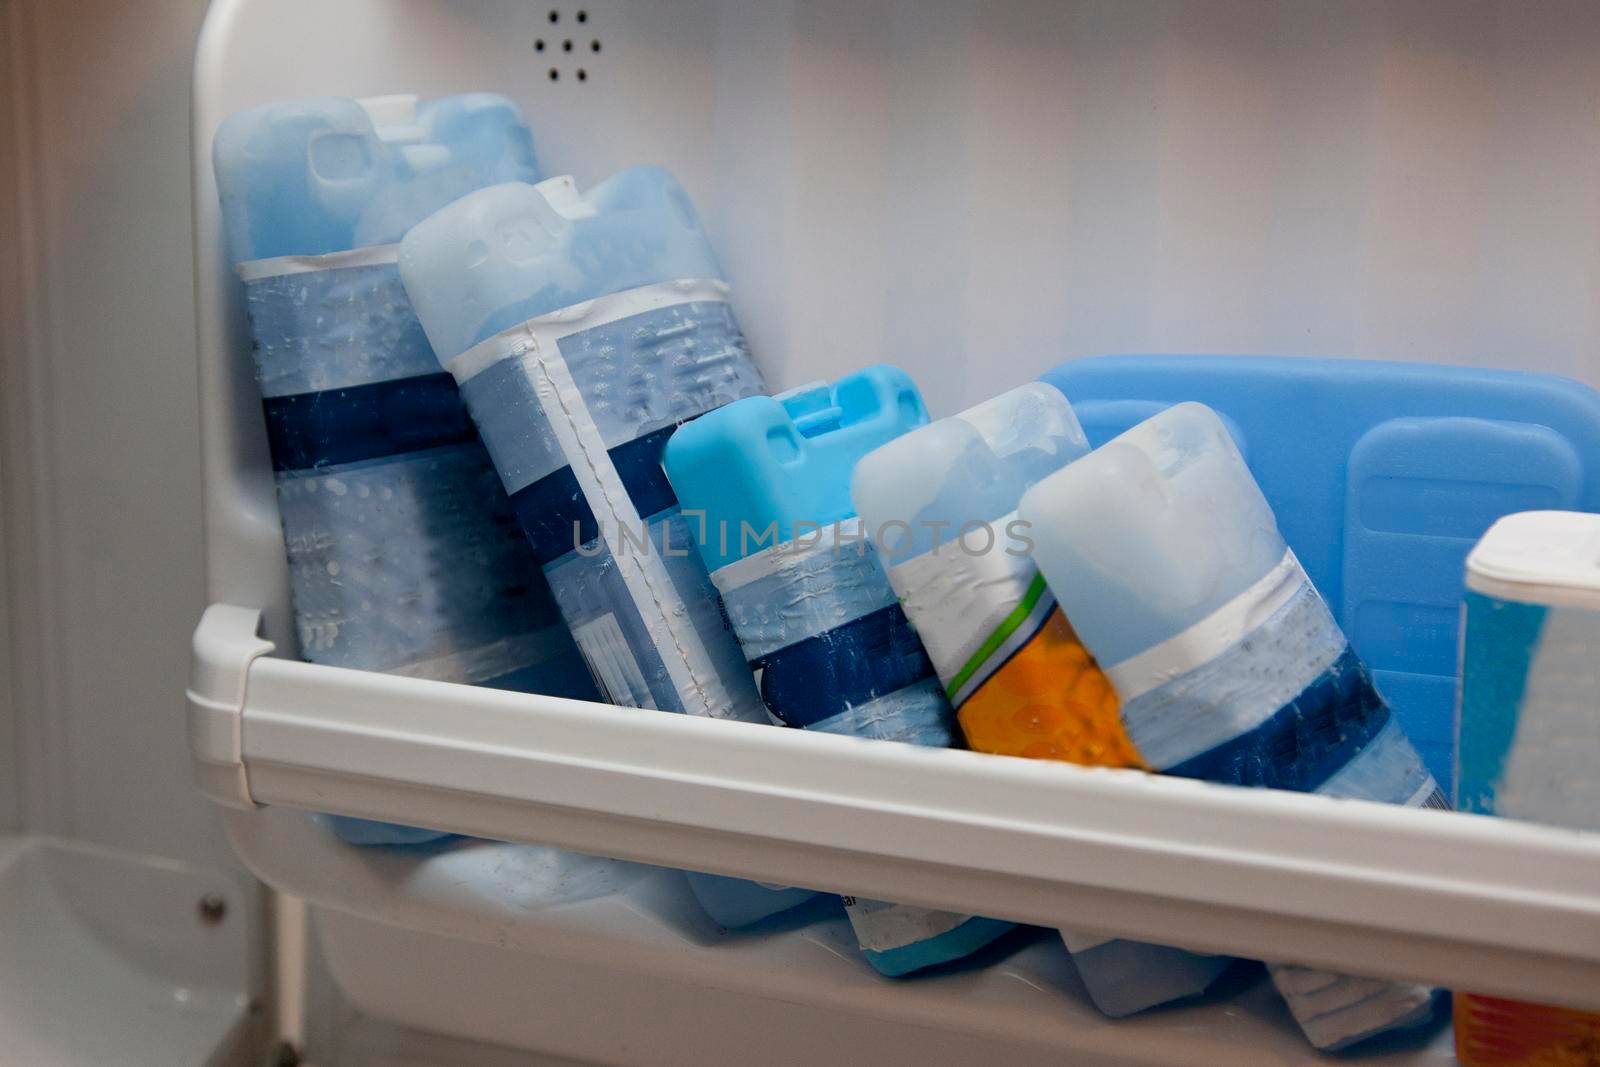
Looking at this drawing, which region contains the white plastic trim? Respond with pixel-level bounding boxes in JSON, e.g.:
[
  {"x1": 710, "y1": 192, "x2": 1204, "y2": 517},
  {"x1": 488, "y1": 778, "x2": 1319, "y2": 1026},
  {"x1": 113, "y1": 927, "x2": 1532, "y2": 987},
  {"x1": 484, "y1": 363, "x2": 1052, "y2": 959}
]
[
  {"x1": 189, "y1": 604, "x2": 1600, "y2": 1010},
  {"x1": 187, "y1": 603, "x2": 274, "y2": 810}
]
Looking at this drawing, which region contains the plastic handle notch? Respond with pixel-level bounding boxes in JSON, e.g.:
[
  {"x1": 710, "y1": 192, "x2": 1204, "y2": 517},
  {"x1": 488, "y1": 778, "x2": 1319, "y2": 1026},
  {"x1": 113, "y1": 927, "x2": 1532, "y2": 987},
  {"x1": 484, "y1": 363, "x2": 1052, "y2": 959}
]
[{"x1": 187, "y1": 604, "x2": 277, "y2": 810}]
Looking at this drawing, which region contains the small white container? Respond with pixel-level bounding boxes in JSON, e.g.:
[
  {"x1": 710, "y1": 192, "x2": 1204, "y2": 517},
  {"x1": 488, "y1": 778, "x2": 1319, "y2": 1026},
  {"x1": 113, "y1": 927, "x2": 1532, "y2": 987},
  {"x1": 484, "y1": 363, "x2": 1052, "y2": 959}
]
[
  {"x1": 1456, "y1": 510, "x2": 1600, "y2": 1064},
  {"x1": 1459, "y1": 509, "x2": 1600, "y2": 831}
]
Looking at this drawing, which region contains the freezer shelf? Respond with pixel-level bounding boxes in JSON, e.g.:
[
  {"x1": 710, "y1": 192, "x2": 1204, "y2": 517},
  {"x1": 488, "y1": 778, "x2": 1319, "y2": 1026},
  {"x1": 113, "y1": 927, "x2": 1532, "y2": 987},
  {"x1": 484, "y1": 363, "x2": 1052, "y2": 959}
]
[
  {"x1": 189, "y1": 602, "x2": 1600, "y2": 1013},
  {"x1": 237, "y1": 808, "x2": 1454, "y2": 1067}
]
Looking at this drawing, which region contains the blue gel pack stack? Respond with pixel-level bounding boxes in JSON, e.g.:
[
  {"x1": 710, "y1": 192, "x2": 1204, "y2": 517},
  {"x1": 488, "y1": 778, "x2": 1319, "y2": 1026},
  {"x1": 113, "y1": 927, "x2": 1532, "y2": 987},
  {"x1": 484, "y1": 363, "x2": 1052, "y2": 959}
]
[
  {"x1": 213, "y1": 94, "x2": 595, "y2": 846},
  {"x1": 663, "y1": 366, "x2": 1014, "y2": 975},
  {"x1": 1044, "y1": 355, "x2": 1600, "y2": 791},
  {"x1": 398, "y1": 169, "x2": 779, "y2": 925}
]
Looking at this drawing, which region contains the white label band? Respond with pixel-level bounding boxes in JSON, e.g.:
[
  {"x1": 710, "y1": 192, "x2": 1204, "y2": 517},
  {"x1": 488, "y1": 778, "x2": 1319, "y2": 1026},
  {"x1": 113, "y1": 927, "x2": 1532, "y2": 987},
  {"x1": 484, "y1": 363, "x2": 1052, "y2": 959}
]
[
  {"x1": 449, "y1": 280, "x2": 762, "y2": 722},
  {"x1": 1108, "y1": 548, "x2": 1305, "y2": 703}
]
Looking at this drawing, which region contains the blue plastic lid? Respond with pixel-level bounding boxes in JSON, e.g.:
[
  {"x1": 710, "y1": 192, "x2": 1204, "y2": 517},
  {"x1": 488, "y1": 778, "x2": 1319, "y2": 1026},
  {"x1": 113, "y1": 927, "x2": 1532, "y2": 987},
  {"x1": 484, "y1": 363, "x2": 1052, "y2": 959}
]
[
  {"x1": 213, "y1": 93, "x2": 539, "y2": 263},
  {"x1": 663, "y1": 366, "x2": 929, "y2": 572}
]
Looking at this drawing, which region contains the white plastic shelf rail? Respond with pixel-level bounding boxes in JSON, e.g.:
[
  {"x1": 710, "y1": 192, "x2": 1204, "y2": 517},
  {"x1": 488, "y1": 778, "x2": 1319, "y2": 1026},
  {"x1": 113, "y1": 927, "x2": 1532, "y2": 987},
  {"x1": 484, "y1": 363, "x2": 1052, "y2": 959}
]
[
  {"x1": 191, "y1": 602, "x2": 1600, "y2": 1011},
  {"x1": 190, "y1": 0, "x2": 1600, "y2": 1059}
]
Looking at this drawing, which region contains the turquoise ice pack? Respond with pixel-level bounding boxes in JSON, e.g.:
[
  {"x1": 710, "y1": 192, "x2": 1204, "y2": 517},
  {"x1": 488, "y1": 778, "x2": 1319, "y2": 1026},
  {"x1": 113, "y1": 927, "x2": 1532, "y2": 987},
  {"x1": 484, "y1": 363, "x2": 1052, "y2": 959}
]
[
  {"x1": 214, "y1": 94, "x2": 594, "y2": 846},
  {"x1": 663, "y1": 367, "x2": 1014, "y2": 976}
]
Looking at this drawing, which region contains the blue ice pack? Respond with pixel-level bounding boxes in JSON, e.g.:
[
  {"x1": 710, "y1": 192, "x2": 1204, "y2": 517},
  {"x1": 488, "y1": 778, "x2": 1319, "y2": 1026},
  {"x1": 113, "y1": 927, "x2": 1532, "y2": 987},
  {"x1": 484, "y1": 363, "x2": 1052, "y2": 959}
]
[
  {"x1": 399, "y1": 170, "x2": 767, "y2": 724},
  {"x1": 663, "y1": 367, "x2": 1014, "y2": 976},
  {"x1": 398, "y1": 169, "x2": 776, "y2": 923},
  {"x1": 1042, "y1": 355, "x2": 1600, "y2": 791},
  {"x1": 1019, "y1": 401, "x2": 1446, "y2": 1050},
  {"x1": 214, "y1": 94, "x2": 594, "y2": 846}
]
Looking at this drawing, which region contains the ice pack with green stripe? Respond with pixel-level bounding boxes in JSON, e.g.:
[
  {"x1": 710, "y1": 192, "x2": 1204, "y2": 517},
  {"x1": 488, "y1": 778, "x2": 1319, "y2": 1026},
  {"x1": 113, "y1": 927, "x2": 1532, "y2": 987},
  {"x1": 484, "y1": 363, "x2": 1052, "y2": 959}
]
[{"x1": 852, "y1": 383, "x2": 1234, "y2": 1016}]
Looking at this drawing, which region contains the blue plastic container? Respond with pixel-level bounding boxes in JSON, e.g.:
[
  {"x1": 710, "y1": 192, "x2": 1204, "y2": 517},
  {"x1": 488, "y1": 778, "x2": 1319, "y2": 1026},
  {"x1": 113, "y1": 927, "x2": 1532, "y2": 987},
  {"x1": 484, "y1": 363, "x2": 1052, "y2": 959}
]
[
  {"x1": 663, "y1": 366, "x2": 1014, "y2": 976},
  {"x1": 213, "y1": 94, "x2": 594, "y2": 846},
  {"x1": 1043, "y1": 355, "x2": 1600, "y2": 791}
]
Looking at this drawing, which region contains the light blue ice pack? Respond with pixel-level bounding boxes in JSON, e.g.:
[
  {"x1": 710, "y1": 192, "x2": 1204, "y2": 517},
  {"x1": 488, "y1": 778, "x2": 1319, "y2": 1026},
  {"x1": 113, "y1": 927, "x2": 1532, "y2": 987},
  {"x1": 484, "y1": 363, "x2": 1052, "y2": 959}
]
[
  {"x1": 213, "y1": 94, "x2": 593, "y2": 846},
  {"x1": 214, "y1": 93, "x2": 539, "y2": 263},
  {"x1": 1042, "y1": 355, "x2": 1600, "y2": 791},
  {"x1": 1020, "y1": 401, "x2": 1445, "y2": 1051},
  {"x1": 850, "y1": 384, "x2": 1233, "y2": 1017},
  {"x1": 663, "y1": 367, "x2": 1014, "y2": 976},
  {"x1": 399, "y1": 170, "x2": 767, "y2": 722},
  {"x1": 398, "y1": 169, "x2": 775, "y2": 924}
]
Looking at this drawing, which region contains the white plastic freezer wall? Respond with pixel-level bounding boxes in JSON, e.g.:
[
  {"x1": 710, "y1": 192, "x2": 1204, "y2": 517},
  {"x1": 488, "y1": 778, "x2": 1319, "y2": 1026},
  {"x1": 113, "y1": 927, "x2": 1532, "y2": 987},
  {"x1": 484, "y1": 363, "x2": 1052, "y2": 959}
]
[
  {"x1": 191, "y1": 1, "x2": 1600, "y2": 1063},
  {"x1": 3, "y1": 2, "x2": 261, "y2": 1063}
]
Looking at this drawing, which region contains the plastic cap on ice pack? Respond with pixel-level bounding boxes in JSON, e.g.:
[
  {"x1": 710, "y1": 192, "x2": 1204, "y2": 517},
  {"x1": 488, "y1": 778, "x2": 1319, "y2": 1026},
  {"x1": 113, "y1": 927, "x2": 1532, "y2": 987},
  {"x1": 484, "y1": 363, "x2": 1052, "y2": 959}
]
[
  {"x1": 212, "y1": 92, "x2": 539, "y2": 263},
  {"x1": 398, "y1": 167, "x2": 724, "y2": 361},
  {"x1": 852, "y1": 382, "x2": 1089, "y2": 559},
  {"x1": 663, "y1": 365, "x2": 929, "y2": 573}
]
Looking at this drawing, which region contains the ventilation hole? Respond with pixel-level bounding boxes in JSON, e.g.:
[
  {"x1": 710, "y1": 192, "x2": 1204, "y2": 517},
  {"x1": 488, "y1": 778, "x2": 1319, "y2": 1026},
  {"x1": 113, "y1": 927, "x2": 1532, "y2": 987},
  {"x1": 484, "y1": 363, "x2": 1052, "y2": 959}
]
[
  {"x1": 563, "y1": 39, "x2": 573, "y2": 52},
  {"x1": 197, "y1": 893, "x2": 228, "y2": 926},
  {"x1": 591, "y1": 39, "x2": 601, "y2": 52},
  {"x1": 535, "y1": 39, "x2": 545, "y2": 51},
  {"x1": 577, "y1": 69, "x2": 588, "y2": 81},
  {"x1": 548, "y1": 9, "x2": 559, "y2": 23},
  {"x1": 548, "y1": 68, "x2": 560, "y2": 81},
  {"x1": 577, "y1": 10, "x2": 588, "y2": 23}
]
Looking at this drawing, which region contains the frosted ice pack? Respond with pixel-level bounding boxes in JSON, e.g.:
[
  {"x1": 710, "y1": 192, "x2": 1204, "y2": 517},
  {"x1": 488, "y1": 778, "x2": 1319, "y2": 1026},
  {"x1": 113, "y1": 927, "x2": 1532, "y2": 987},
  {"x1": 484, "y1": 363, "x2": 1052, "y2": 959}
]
[
  {"x1": 213, "y1": 94, "x2": 593, "y2": 846},
  {"x1": 1018, "y1": 402, "x2": 1445, "y2": 1051},
  {"x1": 1454, "y1": 511, "x2": 1600, "y2": 1065},
  {"x1": 851, "y1": 382, "x2": 1233, "y2": 1017},
  {"x1": 663, "y1": 367, "x2": 1014, "y2": 976},
  {"x1": 399, "y1": 169, "x2": 778, "y2": 923},
  {"x1": 399, "y1": 170, "x2": 766, "y2": 722}
]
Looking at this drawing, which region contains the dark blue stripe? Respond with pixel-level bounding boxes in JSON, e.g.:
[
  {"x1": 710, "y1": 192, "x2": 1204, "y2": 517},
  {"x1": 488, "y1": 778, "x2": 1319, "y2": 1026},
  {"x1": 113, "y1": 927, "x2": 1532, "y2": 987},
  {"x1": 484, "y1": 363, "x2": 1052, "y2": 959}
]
[
  {"x1": 511, "y1": 466, "x2": 595, "y2": 566},
  {"x1": 610, "y1": 421, "x2": 684, "y2": 522},
  {"x1": 263, "y1": 372, "x2": 476, "y2": 471},
  {"x1": 755, "y1": 604, "x2": 938, "y2": 729},
  {"x1": 507, "y1": 421, "x2": 687, "y2": 566},
  {"x1": 1165, "y1": 645, "x2": 1391, "y2": 793}
]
